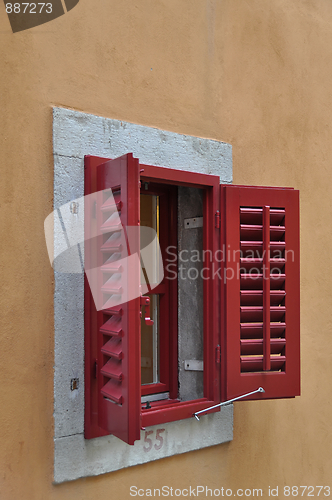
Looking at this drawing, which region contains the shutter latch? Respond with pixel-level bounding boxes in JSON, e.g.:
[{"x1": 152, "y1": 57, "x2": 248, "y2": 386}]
[
  {"x1": 140, "y1": 296, "x2": 154, "y2": 326},
  {"x1": 193, "y1": 387, "x2": 265, "y2": 420}
]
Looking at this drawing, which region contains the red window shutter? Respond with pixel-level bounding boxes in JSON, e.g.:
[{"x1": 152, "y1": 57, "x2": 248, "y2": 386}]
[
  {"x1": 221, "y1": 185, "x2": 300, "y2": 401},
  {"x1": 85, "y1": 153, "x2": 141, "y2": 445}
]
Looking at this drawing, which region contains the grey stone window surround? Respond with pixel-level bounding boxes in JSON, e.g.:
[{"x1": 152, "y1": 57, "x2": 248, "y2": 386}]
[{"x1": 52, "y1": 107, "x2": 233, "y2": 484}]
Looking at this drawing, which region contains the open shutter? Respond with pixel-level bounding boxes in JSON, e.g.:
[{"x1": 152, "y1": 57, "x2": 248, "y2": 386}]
[
  {"x1": 85, "y1": 153, "x2": 141, "y2": 445},
  {"x1": 221, "y1": 185, "x2": 300, "y2": 401}
]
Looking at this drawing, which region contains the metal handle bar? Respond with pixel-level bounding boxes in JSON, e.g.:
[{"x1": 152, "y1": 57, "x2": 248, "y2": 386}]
[{"x1": 193, "y1": 387, "x2": 265, "y2": 421}]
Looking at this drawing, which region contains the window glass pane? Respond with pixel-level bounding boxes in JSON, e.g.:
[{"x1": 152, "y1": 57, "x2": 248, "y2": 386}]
[
  {"x1": 140, "y1": 194, "x2": 160, "y2": 385},
  {"x1": 141, "y1": 294, "x2": 159, "y2": 384}
]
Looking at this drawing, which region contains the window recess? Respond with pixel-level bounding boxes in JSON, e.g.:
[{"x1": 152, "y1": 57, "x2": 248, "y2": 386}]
[{"x1": 84, "y1": 154, "x2": 300, "y2": 445}]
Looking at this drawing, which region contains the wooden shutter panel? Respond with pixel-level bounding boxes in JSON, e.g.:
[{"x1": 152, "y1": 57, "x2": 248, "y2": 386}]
[
  {"x1": 221, "y1": 185, "x2": 300, "y2": 401},
  {"x1": 85, "y1": 153, "x2": 141, "y2": 445}
]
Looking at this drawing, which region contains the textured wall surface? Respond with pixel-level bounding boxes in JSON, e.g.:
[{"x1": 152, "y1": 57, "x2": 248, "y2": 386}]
[{"x1": 1, "y1": 0, "x2": 332, "y2": 498}]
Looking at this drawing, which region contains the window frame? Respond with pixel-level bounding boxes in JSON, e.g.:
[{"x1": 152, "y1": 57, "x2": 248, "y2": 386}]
[
  {"x1": 140, "y1": 164, "x2": 221, "y2": 428},
  {"x1": 139, "y1": 183, "x2": 177, "y2": 398},
  {"x1": 84, "y1": 156, "x2": 222, "y2": 438},
  {"x1": 84, "y1": 155, "x2": 300, "y2": 444}
]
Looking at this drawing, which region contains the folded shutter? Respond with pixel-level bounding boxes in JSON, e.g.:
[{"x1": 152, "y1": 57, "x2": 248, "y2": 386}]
[
  {"x1": 221, "y1": 185, "x2": 300, "y2": 400},
  {"x1": 85, "y1": 153, "x2": 141, "y2": 445}
]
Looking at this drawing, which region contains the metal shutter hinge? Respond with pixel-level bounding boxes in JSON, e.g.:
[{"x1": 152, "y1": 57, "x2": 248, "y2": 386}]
[
  {"x1": 215, "y1": 211, "x2": 220, "y2": 228},
  {"x1": 184, "y1": 360, "x2": 203, "y2": 371},
  {"x1": 215, "y1": 345, "x2": 221, "y2": 364},
  {"x1": 184, "y1": 217, "x2": 203, "y2": 229}
]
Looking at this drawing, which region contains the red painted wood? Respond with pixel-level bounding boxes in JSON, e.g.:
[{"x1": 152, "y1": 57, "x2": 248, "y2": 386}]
[
  {"x1": 221, "y1": 185, "x2": 300, "y2": 401},
  {"x1": 262, "y1": 206, "x2": 271, "y2": 371},
  {"x1": 140, "y1": 163, "x2": 219, "y2": 188},
  {"x1": 138, "y1": 183, "x2": 175, "y2": 398},
  {"x1": 167, "y1": 186, "x2": 179, "y2": 401},
  {"x1": 84, "y1": 155, "x2": 109, "y2": 440},
  {"x1": 97, "y1": 154, "x2": 141, "y2": 445},
  {"x1": 141, "y1": 398, "x2": 219, "y2": 427},
  {"x1": 85, "y1": 154, "x2": 141, "y2": 445},
  {"x1": 203, "y1": 181, "x2": 221, "y2": 404},
  {"x1": 139, "y1": 167, "x2": 220, "y2": 411},
  {"x1": 88, "y1": 156, "x2": 307, "y2": 442}
]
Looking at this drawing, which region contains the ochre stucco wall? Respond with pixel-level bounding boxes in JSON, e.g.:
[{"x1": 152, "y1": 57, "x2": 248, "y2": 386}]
[{"x1": 0, "y1": 0, "x2": 331, "y2": 498}]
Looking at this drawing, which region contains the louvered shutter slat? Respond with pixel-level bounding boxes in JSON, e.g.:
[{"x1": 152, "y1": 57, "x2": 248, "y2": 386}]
[
  {"x1": 240, "y1": 356, "x2": 286, "y2": 372},
  {"x1": 100, "y1": 193, "x2": 122, "y2": 212},
  {"x1": 240, "y1": 208, "x2": 285, "y2": 225},
  {"x1": 241, "y1": 241, "x2": 286, "y2": 258},
  {"x1": 240, "y1": 338, "x2": 286, "y2": 355},
  {"x1": 240, "y1": 323, "x2": 286, "y2": 339},
  {"x1": 101, "y1": 235, "x2": 123, "y2": 253},
  {"x1": 101, "y1": 358, "x2": 123, "y2": 381},
  {"x1": 100, "y1": 263, "x2": 123, "y2": 273},
  {"x1": 100, "y1": 212, "x2": 122, "y2": 232},
  {"x1": 101, "y1": 379, "x2": 123, "y2": 404},
  {"x1": 103, "y1": 304, "x2": 123, "y2": 316},
  {"x1": 240, "y1": 274, "x2": 286, "y2": 289},
  {"x1": 240, "y1": 290, "x2": 286, "y2": 306},
  {"x1": 99, "y1": 316, "x2": 123, "y2": 337},
  {"x1": 101, "y1": 337, "x2": 123, "y2": 360},
  {"x1": 240, "y1": 225, "x2": 285, "y2": 241},
  {"x1": 101, "y1": 274, "x2": 123, "y2": 294},
  {"x1": 241, "y1": 203, "x2": 282, "y2": 372}
]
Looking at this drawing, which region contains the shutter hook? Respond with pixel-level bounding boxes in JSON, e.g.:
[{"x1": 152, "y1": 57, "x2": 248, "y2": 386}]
[
  {"x1": 193, "y1": 387, "x2": 265, "y2": 421},
  {"x1": 140, "y1": 296, "x2": 154, "y2": 326}
]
